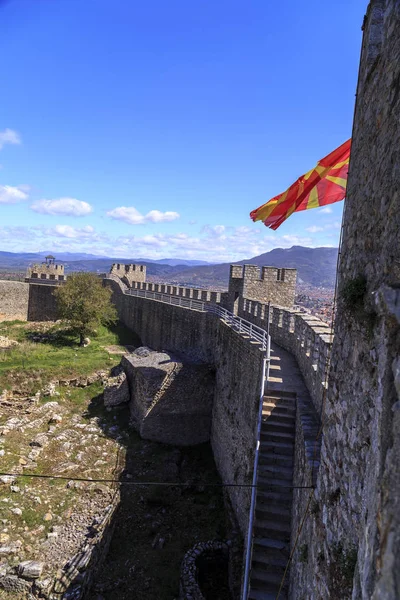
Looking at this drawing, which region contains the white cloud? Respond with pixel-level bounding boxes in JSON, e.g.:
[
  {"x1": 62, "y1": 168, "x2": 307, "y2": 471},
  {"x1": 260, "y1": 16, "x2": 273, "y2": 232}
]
[
  {"x1": 0, "y1": 184, "x2": 29, "y2": 204},
  {"x1": 146, "y1": 210, "x2": 180, "y2": 223},
  {"x1": 306, "y1": 225, "x2": 324, "y2": 233},
  {"x1": 106, "y1": 206, "x2": 180, "y2": 225},
  {"x1": 31, "y1": 197, "x2": 93, "y2": 216},
  {"x1": 320, "y1": 206, "x2": 333, "y2": 214},
  {"x1": 52, "y1": 224, "x2": 96, "y2": 239},
  {"x1": 0, "y1": 129, "x2": 21, "y2": 151}
]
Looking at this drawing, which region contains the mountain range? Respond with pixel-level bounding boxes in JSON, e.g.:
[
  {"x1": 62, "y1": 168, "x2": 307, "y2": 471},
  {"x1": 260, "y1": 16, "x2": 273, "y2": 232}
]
[{"x1": 0, "y1": 246, "x2": 338, "y2": 288}]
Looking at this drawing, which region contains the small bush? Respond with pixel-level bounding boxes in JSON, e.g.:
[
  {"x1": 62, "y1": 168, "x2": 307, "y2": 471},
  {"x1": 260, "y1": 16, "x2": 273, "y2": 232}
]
[
  {"x1": 330, "y1": 542, "x2": 358, "y2": 598},
  {"x1": 341, "y1": 275, "x2": 377, "y2": 337},
  {"x1": 299, "y1": 543, "x2": 308, "y2": 564},
  {"x1": 341, "y1": 276, "x2": 367, "y2": 310}
]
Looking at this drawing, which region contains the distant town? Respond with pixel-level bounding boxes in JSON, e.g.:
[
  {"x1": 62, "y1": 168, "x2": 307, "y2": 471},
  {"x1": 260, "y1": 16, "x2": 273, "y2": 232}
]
[{"x1": 295, "y1": 284, "x2": 335, "y2": 323}]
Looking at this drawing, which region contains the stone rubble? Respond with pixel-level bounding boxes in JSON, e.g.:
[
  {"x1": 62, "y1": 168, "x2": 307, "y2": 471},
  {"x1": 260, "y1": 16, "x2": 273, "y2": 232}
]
[{"x1": 0, "y1": 370, "x2": 122, "y2": 599}]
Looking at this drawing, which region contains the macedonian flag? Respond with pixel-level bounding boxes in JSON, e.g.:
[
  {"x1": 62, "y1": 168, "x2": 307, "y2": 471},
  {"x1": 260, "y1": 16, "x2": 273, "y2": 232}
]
[{"x1": 250, "y1": 139, "x2": 351, "y2": 230}]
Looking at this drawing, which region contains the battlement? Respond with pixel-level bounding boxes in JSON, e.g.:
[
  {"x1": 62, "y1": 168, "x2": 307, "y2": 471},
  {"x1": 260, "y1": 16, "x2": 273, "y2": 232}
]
[
  {"x1": 227, "y1": 263, "x2": 297, "y2": 312},
  {"x1": 110, "y1": 263, "x2": 147, "y2": 286},
  {"x1": 26, "y1": 256, "x2": 66, "y2": 282}
]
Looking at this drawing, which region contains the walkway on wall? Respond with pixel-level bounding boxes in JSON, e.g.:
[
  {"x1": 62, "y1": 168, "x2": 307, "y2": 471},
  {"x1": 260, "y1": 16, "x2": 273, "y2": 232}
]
[{"x1": 247, "y1": 341, "x2": 313, "y2": 600}]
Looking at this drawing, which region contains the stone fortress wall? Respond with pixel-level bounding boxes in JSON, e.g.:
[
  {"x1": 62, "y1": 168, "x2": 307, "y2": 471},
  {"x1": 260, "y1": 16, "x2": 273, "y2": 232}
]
[
  {"x1": 105, "y1": 267, "x2": 330, "y2": 541},
  {"x1": 0, "y1": 280, "x2": 29, "y2": 321}
]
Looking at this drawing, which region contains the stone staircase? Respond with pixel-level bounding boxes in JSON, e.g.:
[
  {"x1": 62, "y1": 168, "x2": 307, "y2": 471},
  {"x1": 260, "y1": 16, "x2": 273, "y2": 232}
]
[{"x1": 248, "y1": 390, "x2": 296, "y2": 600}]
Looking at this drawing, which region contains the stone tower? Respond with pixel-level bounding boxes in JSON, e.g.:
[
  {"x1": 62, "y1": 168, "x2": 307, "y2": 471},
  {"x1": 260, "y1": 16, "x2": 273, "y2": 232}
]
[
  {"x1": 109, "y1": 263, "x2": 147, "y2": 288},
  {"x1": 26, "y1": 255, "x2": 66, "y2": 282},
  {"x1": 226, "y1": 264, "x2": 297, "y2": 313}
]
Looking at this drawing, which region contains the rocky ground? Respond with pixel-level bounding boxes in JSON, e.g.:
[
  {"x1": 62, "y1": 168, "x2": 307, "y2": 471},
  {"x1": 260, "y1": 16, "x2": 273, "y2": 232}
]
[
  {"x1": 0, "y1": 323, "x2": 231, "y2": 600},
  {"x1": 0, "y1": 376, "x2": 124, "y2": 598}
]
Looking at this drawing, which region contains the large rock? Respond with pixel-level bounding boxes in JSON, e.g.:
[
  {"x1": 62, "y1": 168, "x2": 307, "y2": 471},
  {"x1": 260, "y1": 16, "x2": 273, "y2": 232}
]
[
  {"x1": 103, "y1": 367, "x2": 130, "y2": 407},
  {"x1": 121, "y1": 348, "x2": 215, "y2": 446},
  {"x1": 0, "y1": 575, "x2": 32, "y2": 592},
  {"x1": 18, "y1": 560, "x2": 44, "y2": 579}
]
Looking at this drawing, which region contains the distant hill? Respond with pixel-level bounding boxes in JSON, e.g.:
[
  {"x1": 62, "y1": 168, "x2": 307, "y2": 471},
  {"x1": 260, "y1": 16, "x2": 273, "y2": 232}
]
[
  {"x1": 166, "y1": 246, "x2": 338, "y2": 288},
  {"x1": 135, "y1": 258, "x2": 213, "y2": 267},
  {"x1": 0, "y1": 246, "x2": 338, "y2": 288}
]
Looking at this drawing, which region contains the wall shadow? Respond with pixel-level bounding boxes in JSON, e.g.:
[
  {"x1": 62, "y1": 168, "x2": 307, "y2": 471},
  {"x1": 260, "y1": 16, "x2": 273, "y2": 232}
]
[{"x1": 61, "y1": 383, "x2": 233, "y2": 600}]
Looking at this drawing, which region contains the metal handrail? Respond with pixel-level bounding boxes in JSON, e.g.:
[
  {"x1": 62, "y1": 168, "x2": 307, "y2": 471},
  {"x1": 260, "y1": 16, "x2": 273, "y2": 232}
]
[
  {"x1": 205, "y1": 303, "x2": 269, "y2": 351},
  {"x1": 241, "y1": 302, "x2": 271, "y2": 600},
  {"x1": 126, "y1": 287, "x2": 206, "y2": 311}
]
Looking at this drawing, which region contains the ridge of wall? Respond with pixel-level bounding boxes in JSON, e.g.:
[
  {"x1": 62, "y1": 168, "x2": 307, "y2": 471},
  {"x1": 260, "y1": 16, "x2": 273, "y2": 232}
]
[{"x1": 129, "y1": 280, "x2": 224, "y2": 304}]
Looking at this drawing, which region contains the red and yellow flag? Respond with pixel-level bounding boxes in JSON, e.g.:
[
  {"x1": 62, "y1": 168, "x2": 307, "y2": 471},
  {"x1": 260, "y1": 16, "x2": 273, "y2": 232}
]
[{"x1": 250, "y1": 139, "x2": 351, "y2": 230}]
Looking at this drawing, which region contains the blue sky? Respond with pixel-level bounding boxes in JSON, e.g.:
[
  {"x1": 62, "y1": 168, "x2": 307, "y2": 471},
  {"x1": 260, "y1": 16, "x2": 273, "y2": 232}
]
[{"x1": 0, "y1": 0, "x2": 365, "y2": 261}]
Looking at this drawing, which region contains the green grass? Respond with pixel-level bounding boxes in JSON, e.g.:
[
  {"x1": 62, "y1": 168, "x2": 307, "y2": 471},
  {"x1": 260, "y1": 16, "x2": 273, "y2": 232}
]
[{"x1": 0, "y1": 321, "x2": 138, "y2": 395}]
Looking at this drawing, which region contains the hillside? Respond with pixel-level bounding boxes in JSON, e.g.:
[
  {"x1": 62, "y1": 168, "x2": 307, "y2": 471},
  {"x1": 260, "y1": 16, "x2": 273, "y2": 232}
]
[{"x1": 167, "y1": 246, "x2": 338, "y2": 288}]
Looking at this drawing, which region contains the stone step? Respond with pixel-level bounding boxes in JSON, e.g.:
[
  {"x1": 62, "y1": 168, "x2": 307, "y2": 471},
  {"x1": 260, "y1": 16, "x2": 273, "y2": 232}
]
[
  {"x1": 263, "y1": 398, "x2": 296, "y2": 411},
  {"x1": 260, "y1": 433, "x2": 294, "y2": 456},
  {"x1": 259, "y1": 440, "x2": 294, "y2": 456},
  {"x1": 262, "y1": 401, "x2": 296, "y2": 415},
  {"x1": 258, "y1": 463, "x2": 293, "y2": 481},
  {"x1": 248, "y1": 588, "x2": 284, "y2": 600},
  {"x1": 258, "y1": 476, "x2": 293, "y2": 494},
  {"x1": 266, "y1": 389, "x2": 296, "y2": 399},
  {"x1": 261, "y1": 422, "x2": 295, "y2": 442},
  {"x1": 259, "y1": 450, "x2": 293, "y2": 467},
  {"x1": 255, "y1": 503, "x2": 291, "y2": 523},
  {"x1": 262, "y1": 412, "x2": 295, "y2": 425},
  {"x1": 256, "y1": 489, "x2": 293, "y2": 508},
  {"x1": 261, "y1": 408, "x2": 296, "y2": 422},
  {"x1": 254, "y1": 518, "x2": 291, "y2": 542},
  {"x1": 251, "y1": 568, "x2": 288, "y2": 591},
  {"x1": 253, "y1": 537, "x2": 290, "y2": 559},
  {"x1": 260, "y1": 420, "x2": 295, "y2": 434},
  {"x1": 252, "y1": 548, "x2": 287, "y2": 570}
]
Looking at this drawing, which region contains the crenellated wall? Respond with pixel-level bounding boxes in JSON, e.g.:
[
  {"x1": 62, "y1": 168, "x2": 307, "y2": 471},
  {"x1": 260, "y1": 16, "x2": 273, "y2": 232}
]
[
  {"x1": 129, "y1": 280, "x2": 223, "y2": 304},
  {"x1": 110, "y1": 263, "x2": 146, "y2": 287},
  {"x1": 226, "y1": 264, "x2": 297, "y2": 312},
  {"x1": 237, "y1": 297, "x2": 333, "y2": 415}
]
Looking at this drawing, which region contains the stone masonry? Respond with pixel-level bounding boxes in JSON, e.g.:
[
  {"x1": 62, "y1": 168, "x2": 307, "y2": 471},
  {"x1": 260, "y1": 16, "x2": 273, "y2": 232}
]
[
  {"x1": 0, "y1": 280, "x2": 29, "y2": 321},
  {"x1": 225, "y1": 264, "x2": 297, "y2": 314},
  {"x1": 109, "y1": 263, "x2": 146, "y2": 287},
  {"x1": 288, "y1": 2, "x2": 400, "y2": 598},
  {"x1": 120, "y1": 347, "x2": 215, "y2": 446},
  {"x1": 26, "y1": 257, "x2": 65, "y2": 282}
]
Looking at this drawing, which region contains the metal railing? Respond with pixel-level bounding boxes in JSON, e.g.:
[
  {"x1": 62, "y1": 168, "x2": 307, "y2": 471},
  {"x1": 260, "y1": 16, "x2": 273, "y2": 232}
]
[
  {"x1": 242, "y1": 302, "x2": 271, "y2": 600},
  {"x1": 125, "y1": 287, "x2": 206, "y2": 311},
  {"x1": 206, "y1": 303, "x2": 270, "y2": 352}
]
